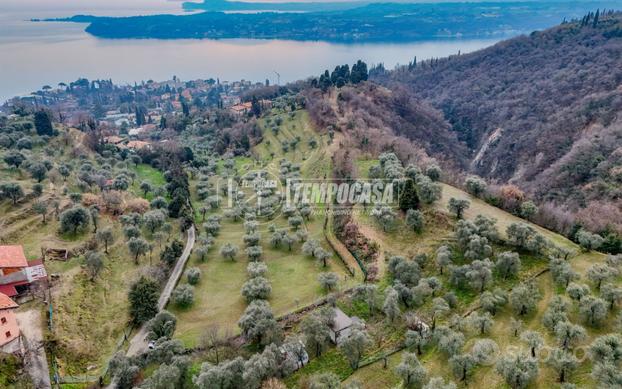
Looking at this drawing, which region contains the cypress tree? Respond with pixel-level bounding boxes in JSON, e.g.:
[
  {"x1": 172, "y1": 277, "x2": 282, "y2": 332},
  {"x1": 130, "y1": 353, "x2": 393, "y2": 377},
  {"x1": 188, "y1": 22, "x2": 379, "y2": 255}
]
[{"x1": 399, "y1": 179, "x2": 420, "y2": 211}]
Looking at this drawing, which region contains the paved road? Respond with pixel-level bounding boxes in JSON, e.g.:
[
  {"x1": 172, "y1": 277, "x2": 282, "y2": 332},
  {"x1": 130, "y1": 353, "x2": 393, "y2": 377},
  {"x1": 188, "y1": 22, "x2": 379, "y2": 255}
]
[
  {"x1": 15, "y1": 309, "x2": 52, "y2": 389},
  {"x1": 126, "y1": 225, "x2": 195, "y2": 356},
  {"x1": 105, "y1": 226, "x2": 195, "y2": 388}
]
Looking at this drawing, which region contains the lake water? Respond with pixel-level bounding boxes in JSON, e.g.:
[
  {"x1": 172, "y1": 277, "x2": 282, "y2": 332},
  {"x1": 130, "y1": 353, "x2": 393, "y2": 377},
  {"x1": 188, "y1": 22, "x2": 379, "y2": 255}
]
[{"x1": 0, "y1": 0, "x2": 500, "y2": 103}]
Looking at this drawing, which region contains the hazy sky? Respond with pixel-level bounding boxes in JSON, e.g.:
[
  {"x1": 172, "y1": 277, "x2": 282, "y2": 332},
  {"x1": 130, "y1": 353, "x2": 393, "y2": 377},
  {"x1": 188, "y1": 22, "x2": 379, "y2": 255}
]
[
  {"x1": 0, "y1": 0, "x2": 590, "y2": 17},
  {"x1": 0, "y1": 0, "x2": 560, "y2": 11}
]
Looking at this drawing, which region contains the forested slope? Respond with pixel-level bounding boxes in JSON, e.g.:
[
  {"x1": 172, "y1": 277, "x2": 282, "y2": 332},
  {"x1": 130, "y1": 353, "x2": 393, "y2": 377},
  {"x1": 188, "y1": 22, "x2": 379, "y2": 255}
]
[{"x1": 372, "y1": 12, "x2": 622, "y2": 233}]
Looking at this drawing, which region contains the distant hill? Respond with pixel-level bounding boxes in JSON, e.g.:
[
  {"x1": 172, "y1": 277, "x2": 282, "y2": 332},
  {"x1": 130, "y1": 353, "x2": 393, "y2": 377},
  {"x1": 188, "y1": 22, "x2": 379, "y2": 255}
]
[
  {"x1": 373, "y1": 11, "x2": 622, "y2": 232},
  {"x1": 53, "y1": 1, "x2": 622, "y2": 42},
  {"x1": 182, "y1": 0, "x2": 368, "y2": 12}
]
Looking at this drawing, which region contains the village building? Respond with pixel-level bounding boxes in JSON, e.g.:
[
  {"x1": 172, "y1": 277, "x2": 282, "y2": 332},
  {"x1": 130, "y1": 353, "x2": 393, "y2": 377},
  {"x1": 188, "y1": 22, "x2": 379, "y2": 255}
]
[
  {"x1": 0, "y1": 292, "x2": 20, "y2": 349},
  {"x1": 0, "y1": 246, "x2": 28, "y2": 278},
  {"x1": 124, "y1": 140, "x2": 151, "y2": 151},
  {"x1": 103, "y1": 135, "x2": 124, "y2": 145},
  {"x1": 0, "y1": 246, "x2": 47, "y2": 299},
  {"x1": 230, "y1": 101, "x2": 253, "y2": 116},
  {"x1": 329, "y1": 307, "x2": 363, "y2": 344}
]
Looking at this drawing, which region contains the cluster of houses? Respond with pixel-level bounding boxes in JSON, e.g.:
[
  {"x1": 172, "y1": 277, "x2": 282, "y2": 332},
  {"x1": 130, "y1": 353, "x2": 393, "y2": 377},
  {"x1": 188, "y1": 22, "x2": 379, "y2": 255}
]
[
  {"x1": 0, "y1": 245, "x2": 48, "y2": 352},
  {"x1": 103, "y1": 134, "x2": 152, "y2": 151}
]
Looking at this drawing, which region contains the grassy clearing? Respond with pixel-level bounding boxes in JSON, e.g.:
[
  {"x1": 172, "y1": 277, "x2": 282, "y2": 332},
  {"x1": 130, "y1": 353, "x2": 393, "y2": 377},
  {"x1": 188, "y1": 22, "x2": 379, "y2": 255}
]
[
  {"x1": 348, "y1": 269, "x2": 610, "y2": 389},
  {"x1": 129, "y1": 164, "x2": 166, "y2": 200},
  {"x1": 437, "y1": 183, "x2": 577, "y2": 250},
  {"x1": 50, "y1": 218, "x2": 183, "y2": 375},
  {"x1": 0, "y1": 129, "x2": 179, "y2": 376},
  {"x1": 172, "y1": 220, "x2": 356, "y2": 347},
  {"x1": 342, "y1": 158, "x2": 612, "y2": 387},
  {"x1": 174, "y1": 110, "x2": 358, "y2": 347}
]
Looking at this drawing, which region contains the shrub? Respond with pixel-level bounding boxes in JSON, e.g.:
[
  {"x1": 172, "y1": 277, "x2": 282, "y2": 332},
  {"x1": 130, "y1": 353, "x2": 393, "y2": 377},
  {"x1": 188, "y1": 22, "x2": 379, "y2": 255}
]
[
  {"x1": 172, "y1": 284, "x2": 194, "y2": 308},
  {"x1": 186, "y1": 267, "x2": 201, "y2": 285}
]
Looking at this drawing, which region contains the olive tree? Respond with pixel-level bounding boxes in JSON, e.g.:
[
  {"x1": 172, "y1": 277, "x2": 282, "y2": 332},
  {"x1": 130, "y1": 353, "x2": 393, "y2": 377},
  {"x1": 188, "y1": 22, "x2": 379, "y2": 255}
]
[
  {"x1": 547, "y1": 348, "x2": 578, "y2": 383},
  {"x1": 395, "y1": 352, "x2": 427, "y2": 388},
  {"x1": 186, "y1": 267, "x2": 201, "y2": 285},
  {"x1": 60, "y1": 206, "x2": 90, "y2": 235},
  {"x1": 238, "y1": 300, "x2": 280, "y2": 345},
  {"x1": 479, "y1": 289, "x2": 507, "y2": 316},
  {"x1": 405, "y1": 330, "x2": 430, "y2": 356},
  {"x1": 241, "y1": 276, "x2": 272, "y2": 302},
  {"x1": 576, "y1": 229, "x2": 604, "y2": 251},
  {"x1": 172, "y1": 284, "x2": 194, "y2": 308},
  {"x1": 555, "y1": 321, "x2": 586, "y2": 350},
  {"x1": 469, "y1": 311, "x2": 494, "y2": 335},
  {"x1": 301, "y1": 311, "x2": 332, "y2": 357},
  {"x1": 449, "y1": 353, "x2": 476, "y2": 382},
  {"x1": 509, "y1": 282, "x2": 541, "y2": 316},
  {"x1": 520, "y1": 331, "x2": 544, "y2": 358},
  {"x1": 383, "y1": 287, "x2": 401, "y2": 323},
  {"x1": 600, "y1": 283, "x2": 622, "y2": 310},
  {"x1": 436, "y1": 245, "x2": 452, "y2": 275},
  {"x1": 247, "y1": 262, "x2": 268, "y2": 278},
  {"x1": 495, "y1": 352, "x2": 538, "y2": 389},
  {"x1": 144, "y1": 209, "x2": 167, "y2": 234},
  {"x1": 566, "y1": 282, "x2": 590, "y2": 302},
  {"x1": 448, "y1": 198, "x2": 470, "y2": 219},
  {"x1": 128, "y1": 237, "x2": 149, "y2": 264},
  {"x1": 405, "y1": 209, "x2": 424, "y2": 233},
  {"x1": 465, "y1": 175, "x2": 487, "y2": 197},
  {"x1": 471, "y1": 338, "x2": 499, "y2": 366},
  {"x1": 495, "y1": 251, "x2": 521, "y2": 279},
  {"x1": 579, "y1": 296, "x2": 608, "y2": 327},
  {"x1": 466, "y1": 259, "x2": 493, "y2": 292},
  {"x1": 220, "y1": 243, "x2": 239, "y2": 261},
  {"x1": 587, "y1": 263, "x2": 617, "y2": 290},
  {"x1": 245, "y1": 246, "x2": 263, "y2": 261},
  {"x1": 318, "y1": 272, "x2": 339, "y2": 292},
  {"x1": 339, "y1": 325, "x2": 371, "y2": 369},
  {"x1": 147, "y1": 311, "x2": 177, "y2": 341},
  {"x1": 85, "y1": 251, "x2": 104, "y2": 281}
]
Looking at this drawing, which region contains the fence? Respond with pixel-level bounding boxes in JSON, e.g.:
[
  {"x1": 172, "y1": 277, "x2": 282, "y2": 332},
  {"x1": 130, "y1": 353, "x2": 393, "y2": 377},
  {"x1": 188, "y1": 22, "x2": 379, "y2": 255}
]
[{"x1": 322, "y1": 205, "x2": 366, "y2": 280}]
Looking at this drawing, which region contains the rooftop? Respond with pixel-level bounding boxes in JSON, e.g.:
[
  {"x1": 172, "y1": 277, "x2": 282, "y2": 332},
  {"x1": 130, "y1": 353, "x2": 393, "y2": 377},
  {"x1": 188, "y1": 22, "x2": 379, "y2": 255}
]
[
  {"x1": 0, "y1": 292, "x2": 18, "y2": 310},
  {"x1": 0, "y1": 246, "x2": 28, "y2": 269}
]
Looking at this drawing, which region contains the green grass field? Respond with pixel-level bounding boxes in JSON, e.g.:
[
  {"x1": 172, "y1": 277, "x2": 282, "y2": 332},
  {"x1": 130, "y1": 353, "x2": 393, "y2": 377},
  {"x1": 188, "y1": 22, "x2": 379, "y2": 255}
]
[
  {"x1": 342, "y1": 158, "x2": 612, "y2": 388},
  {"x1": 171, "y1": 216, "x2": 356, "y2": 347},
  {"x1": 0, "y1": 130, "x2": 176, "y2": 376},
  {"x1": 173, "y1": 110, "x2": 359, "y2": 347}
]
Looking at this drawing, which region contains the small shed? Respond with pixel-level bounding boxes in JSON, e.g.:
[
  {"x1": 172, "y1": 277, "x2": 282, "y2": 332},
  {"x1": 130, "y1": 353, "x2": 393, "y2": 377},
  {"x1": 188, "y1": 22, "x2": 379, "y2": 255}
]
[{"x1": 329, "y1": 307, "x2": 362, "y2": 344}]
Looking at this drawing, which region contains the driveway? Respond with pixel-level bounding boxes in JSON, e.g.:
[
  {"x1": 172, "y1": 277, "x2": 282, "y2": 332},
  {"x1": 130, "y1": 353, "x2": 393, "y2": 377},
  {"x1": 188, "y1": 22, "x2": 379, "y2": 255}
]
[
  {"x1": 15, "y1": 309, "x2": 52, "y2": 389},
  {"x1": 126, "y1": 225, "x2": 195, "y2": 356}
]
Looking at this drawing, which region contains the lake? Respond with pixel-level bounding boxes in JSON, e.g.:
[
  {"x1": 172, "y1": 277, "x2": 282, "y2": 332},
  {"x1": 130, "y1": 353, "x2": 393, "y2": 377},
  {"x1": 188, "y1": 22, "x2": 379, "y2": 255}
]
[{"x1": 0, "y1": 0, "x2": 500, "y2": 103}]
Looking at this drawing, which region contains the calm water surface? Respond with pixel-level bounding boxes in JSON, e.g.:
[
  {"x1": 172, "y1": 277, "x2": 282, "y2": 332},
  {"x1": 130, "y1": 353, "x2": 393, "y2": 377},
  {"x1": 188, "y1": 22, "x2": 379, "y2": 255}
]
[{"x1": 0, "y1": 0, "x2": 500, "y2": 102}]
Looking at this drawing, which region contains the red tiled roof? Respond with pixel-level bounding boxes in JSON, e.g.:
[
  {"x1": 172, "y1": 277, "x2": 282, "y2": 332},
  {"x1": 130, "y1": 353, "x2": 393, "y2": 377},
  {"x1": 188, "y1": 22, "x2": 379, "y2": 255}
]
[
  {"x1": 27, "y1": 259, "x2": 44, "y2": 267},
  {"x1": 0, "y1": 285, "x2": 17, "y2": 297},
  {"x1": 0, "y1": 292, "x2": 18, "y2": 309},
  {"x1": 0, "y1": 246, "x2": 28, "y2": 268}
]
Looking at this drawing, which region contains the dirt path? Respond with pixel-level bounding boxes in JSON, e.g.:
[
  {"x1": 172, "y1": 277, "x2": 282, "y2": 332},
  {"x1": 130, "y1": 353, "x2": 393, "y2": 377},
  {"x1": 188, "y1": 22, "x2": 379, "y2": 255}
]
[
  {"x1": 15, "y1": 309, "x2": 52, "y2": 389},
  {"x1": 356, "y1": 222, "x2": 388, "y2": 277}
]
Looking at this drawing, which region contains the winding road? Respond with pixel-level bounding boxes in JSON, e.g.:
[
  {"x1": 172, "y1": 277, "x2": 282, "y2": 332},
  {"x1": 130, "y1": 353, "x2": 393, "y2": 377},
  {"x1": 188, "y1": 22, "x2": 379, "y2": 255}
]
[
  {"x1": 104, "y1": 225, "x2": 195, "y2": 389},
  {"x1": 126, "y1": 225, "x2": 195, "y2": 356}
]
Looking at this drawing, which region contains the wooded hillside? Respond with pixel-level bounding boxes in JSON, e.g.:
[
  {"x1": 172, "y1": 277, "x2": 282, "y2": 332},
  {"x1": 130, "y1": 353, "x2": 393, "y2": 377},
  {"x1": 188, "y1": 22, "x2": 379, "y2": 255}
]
[{"x1": 371, "y1": 12, "x2": 622, "y2": 234}]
